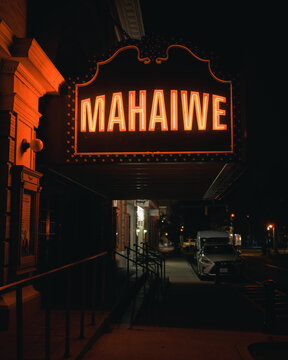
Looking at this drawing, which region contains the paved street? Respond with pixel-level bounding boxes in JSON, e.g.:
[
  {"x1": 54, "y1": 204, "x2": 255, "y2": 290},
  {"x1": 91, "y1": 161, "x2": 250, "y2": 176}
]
[{"x1": 242, "y1": 254, "x2": 288, "y2": 293}]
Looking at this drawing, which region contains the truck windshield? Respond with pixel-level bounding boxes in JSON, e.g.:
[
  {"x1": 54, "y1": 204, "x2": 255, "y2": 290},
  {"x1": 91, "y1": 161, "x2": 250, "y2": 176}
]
[
  {"x1": 203, "y1": 245, "x2": 235, "y2": 255},
  {"x1": 200, "y1": 237, "x2": 229, "y2": 247}
]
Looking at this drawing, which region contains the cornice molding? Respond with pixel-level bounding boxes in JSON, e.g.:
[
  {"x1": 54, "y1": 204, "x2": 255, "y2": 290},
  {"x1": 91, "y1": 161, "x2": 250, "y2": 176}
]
[
  {"x1": 0, "y1": 37, "x2": 64, "y2": 128},
  {"x1": 0, "y1": 20, "x2": 13, "y2": 57},
  {"x1": 0, "y1": 92, "x2": 42, "y2": 128},
  {"x1": 12, "y1": 38, "x2": 64, "y2": 94},
  {"x1": 1, "y1": 59, "x2": 46, "y2": 97}
]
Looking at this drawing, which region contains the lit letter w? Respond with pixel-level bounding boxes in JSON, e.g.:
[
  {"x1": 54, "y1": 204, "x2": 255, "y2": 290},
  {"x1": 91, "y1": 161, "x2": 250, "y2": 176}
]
[{"x1": 181, "y1": 91, "x2": 209, "y2": 131}]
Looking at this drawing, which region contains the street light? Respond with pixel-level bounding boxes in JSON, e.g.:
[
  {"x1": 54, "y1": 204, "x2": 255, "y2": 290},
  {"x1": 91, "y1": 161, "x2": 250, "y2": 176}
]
[
  {"x1": 267, "y1": 224, "x2": 277, "y2": 253},
  {"x1": 230, "y1": 213, "x2": 235, "y2": 245}
]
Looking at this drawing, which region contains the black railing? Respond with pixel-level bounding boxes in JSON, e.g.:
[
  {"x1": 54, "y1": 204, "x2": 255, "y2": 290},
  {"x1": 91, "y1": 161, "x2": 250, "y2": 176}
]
[
  {"x1": 137, "y1": 242, "x2": 166, "y2": 284},
  {"x1": 114, "y1": 243, "x2": 166, "y2": 325},
  {"x1": 0, "y1": 251, "x2": 108, "y2": 360},
  {"x1": 125, "y1": 244, "x2": 165, "y2": 283},
  {"x1": 0, "y1": 245, "x2": 167, "y2": 360}
]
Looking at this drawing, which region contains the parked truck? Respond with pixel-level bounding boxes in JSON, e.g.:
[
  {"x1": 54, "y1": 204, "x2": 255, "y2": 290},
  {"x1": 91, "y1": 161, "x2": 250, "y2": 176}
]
[{"x1": 195, "y1": 230, "x2": 230, "y2": 263}]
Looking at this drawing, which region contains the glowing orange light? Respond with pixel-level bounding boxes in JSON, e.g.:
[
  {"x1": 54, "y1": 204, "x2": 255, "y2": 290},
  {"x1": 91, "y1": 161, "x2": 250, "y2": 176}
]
[
  {"x1": 149, "y1": 90, "x2": 168, "y2": 131},
  {"x1": 81, "y1": 96, "x2": 105, "y2": 132},
  {"x1": 170, "y1": 90, "x2": 178, "y2": 131},
  {"x1": 128, "y1": 90, "x2": 146, "y2": 131},
  {"x1": 107, "y1": 92, "x2": 126, "y2": 132},
  {"x1": 213, "y1": 95, "x2": 227, "y2": 130},
  {"x1": 267, "y1": 224, "x2": 274, "y2": 230},
  {"x1": 79, "y1": 90, "x2": 229, "y2": 135},
  {"x1": 181, "y1": 91, "x2": 209, "y2": 131},
  {"x1": 74, "y1": 44, "x2": 234, "y2": 156}
]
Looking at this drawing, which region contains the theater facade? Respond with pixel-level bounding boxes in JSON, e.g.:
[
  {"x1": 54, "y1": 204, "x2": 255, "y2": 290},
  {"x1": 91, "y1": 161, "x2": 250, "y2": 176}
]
[{"x1": 0, "y1": 1, "x2": 246, "y2": 289}]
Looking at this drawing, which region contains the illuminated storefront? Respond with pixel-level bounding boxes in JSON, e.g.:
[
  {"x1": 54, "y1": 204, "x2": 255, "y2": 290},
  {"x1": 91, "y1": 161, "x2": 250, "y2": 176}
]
[{"x1": 114, "y1": 199, "x2": 159, "y2": 256}]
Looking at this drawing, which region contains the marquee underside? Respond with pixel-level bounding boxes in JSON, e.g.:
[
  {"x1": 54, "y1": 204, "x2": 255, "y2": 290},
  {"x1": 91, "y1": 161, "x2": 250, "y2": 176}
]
[{"x1": 48, "y1": 162, "x2": 244, "y2": 201}]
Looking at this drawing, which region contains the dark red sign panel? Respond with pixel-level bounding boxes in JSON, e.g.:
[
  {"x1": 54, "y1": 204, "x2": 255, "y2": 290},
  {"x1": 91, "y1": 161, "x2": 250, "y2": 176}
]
[{"x1": 68, "y1": 44, "x2": 235, "y2": 162}]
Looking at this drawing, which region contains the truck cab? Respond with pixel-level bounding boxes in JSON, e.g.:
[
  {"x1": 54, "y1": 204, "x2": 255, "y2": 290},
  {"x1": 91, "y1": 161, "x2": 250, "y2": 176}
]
[{"x1": 195, "y1": 230, "x2": 230, "y2": 263}]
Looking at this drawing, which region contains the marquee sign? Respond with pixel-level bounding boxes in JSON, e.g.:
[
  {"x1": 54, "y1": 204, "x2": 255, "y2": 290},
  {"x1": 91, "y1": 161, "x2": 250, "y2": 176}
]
[{"x1": 66, "y1": 43, "x2": 237, "y2": 163}]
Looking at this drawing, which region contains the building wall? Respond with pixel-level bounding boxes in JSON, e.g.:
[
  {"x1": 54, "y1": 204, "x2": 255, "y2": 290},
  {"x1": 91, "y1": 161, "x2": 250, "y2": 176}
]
[
  {"x1": 126, "y1": 200, "x2": 136, "y2": 248},
  {"x1": 0, "y1": 0, "x2": 26, "y2": 38},
  {"x1": 115, "y1": 200, "x2": 160, "y2": 253},
  {"x1": 0, "y1": 0, "x2": 146, "y2": 283},
  {"x1": 38, "y1": 171, "x2": 108, "y2": 271},
  {"x1": 0, "y1": 2, "x2": 64, "y2": 283}
]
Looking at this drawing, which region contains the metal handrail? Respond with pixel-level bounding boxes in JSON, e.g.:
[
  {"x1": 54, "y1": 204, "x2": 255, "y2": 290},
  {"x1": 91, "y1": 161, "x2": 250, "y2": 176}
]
[
  {"x1": 125, "y1": 244, "x2": 166, "y2": 284},
  {"x1": 0, "y1": 251, "x2": 108, "y2": 360},
  {"x1": 0, "y1": 251, "x2": 108, "y2": 295},
  {"x1": 115, "y1": 249, "x2": 158, "y2": 281},
  {"x1": 140, "y1": 242, "x2": 164, "y2": 258},
  {"x1": 124, "y1": 245, "x2": 160, "y2": 277},
  {"x1": 128, "y1": 244, "x2": 161, "y2": 267},
  {"x1": 114, "y1": 246, "x2": 166, "y2": 327},
  {"x1": 133, "y1": 243, "x2": 166, "y2": 284},
  {"x1": 125, "y1": 245, "x2": 157, "y2": 262},
  {"x1": 136, "y1": 244, "x2": 162, "y2": 265},
  {"x1": 115, "y1": 249, "x2": 156, "y2": 274},
  {"x1": 0, "y1": 246, "x2": 166, "y2": 360}
]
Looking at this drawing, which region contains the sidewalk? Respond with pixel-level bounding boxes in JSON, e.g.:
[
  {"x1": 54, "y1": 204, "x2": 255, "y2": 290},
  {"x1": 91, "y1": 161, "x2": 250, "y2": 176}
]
[
  {"x1": 83, "y1": 326, "x2": 288, "y2": 360},
  {"x1": 0, "y1": 267, "x2": 136, "y2": 360},
  {"x1": 82, "y1": 254, "x2": 288, "y2": 360},
  {"x1": 0, "y1": 305, "x2": 111, "y2": 360},
  {"x1": 1, "y1": 255, "x2": 288, "y2": 359}
]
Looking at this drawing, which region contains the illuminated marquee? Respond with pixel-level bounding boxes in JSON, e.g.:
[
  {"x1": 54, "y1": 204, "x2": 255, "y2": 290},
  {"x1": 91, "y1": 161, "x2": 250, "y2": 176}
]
[
  {"x1": 80, "y1": 90, "x2": 227, "y2": 133},
  {"x1": 69, "y1": 44, "x2": 235, "y2": 160}
]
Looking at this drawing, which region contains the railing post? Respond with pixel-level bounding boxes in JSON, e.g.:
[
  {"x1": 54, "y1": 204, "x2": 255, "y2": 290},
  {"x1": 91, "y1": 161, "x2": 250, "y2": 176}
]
[
  {"x1": 145, "y1": 244, "x2": 149, "y2": 286},
  {"x1": 134, "y1": 244, "x2": 138, "y2": 281},
  {"x1": 0, "y1": 251, "x2": 108, "y2": 360},
  {"x1": 16, "y1": 286, "x2": 23, "y2": 360},
  {"x1": 64, "y1": 269, "x2": 71, "y2": 358},
  {"x1": 145, "y1": 243, "x2": 149, "y2": 279},
  {"x1": 160, "y1": 257, "x2": 163, "y2": 283},
  {"x1": 90, "y1": 261, "x2": 97, "y2": 325},
  {"x1": 163, "y1": 257, "x2": 166, "y2": 283},
  {"x1": 80, "y1": 263, "x2": 86, "y2": 339},
  {"x1": 45, "y1": 277, "x2": 51, "y2": 360},
  {"x1": 264, "y1": 279, "x2": 276, "y2": 331},
  {"x1": 101, "y1": 255, "x2": 106, "y2": 310},
  {"x1": 126, "y1": 247, "x2": 130, "y2": 281}
]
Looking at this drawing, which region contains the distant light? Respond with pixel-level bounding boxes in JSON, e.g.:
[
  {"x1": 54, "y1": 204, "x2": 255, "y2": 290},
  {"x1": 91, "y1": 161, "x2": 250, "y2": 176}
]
[{"x1": 137, "y1": 206, "x2": 144, "y2": 221}]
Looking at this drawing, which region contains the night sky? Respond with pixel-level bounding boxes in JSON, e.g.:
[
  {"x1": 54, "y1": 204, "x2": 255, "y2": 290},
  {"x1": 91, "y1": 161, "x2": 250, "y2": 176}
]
[{"x1": 140, "y1": 1, "x2": 287, "y2": 215}]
